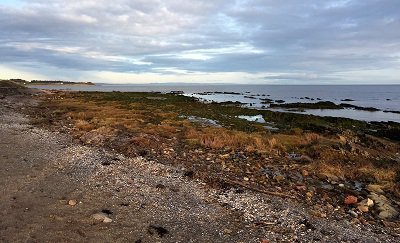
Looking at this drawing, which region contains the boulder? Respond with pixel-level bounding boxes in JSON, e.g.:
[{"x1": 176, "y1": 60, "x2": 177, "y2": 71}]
[{"x1": 369, "y1": 192, "x2": 399, "y2": 219}]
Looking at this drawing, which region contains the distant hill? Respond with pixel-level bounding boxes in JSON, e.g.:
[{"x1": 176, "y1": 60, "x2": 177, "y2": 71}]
[
  {"x1": 29, "y1": 80, "x2": 95, "y2": 85},
  {"x1": 0, "y1": 80, "x2": 27, "y2": 89},
  {"x1": 0, "y1": 80, "x2": 29, "y2": 96}
]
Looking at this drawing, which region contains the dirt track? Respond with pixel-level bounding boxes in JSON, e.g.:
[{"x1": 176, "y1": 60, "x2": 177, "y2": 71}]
[{"x1": 0, "y1": 92, "x2": 398, "y2": 242}]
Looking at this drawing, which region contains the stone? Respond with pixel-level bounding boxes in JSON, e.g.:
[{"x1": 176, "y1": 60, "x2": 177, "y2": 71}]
[
  {"x1": 369, "y1": 192, "x2": 399, "y2": 219},
  {"x1": 296, "y1": 185, "x2": 307, "y2": 191},
  {"x1": 338, "y1": 184, "x2": 345, "y2": 188},
  {"x1": 344, "y1": 195, "x2": 358, "y2": 205},
  {"x1": 274, "y1": 175, "x2": 285, "y2": 182},
  {"x1": 366, "y1": 184, "x2": 384, "y2": 194},
  {"x1": 359, "y1": 198, "x2": 374, "y2": 208},
  {"x1": 103, "y1": 217, "x2": 113, "y2": 223},
  {"x1": 348, "y1": 210, "x2": 358, "y2": 217},
  {"x1": 92, "y1": 213, "x2": 113, "y2": 223},
  {"x1": 243, "y1": 177, "x2": 249, "y2": 181},
  {"x1": 357, "y1": 205, "x2": 369, "y2": 213},
  {"x1": 68, "y1": 200, "x2": 77, "y2": 206},
  {"x1": 317, "y1": 173, "x2": 339, "y2": 182},
  {"x1": 301, "y1": 170, "x2": 309, "y2": 177}
]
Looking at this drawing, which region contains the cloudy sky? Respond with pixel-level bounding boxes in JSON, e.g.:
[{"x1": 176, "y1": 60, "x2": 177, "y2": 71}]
[{"x1": 1, "y1": 0, "x2": 399, "y2": 84}]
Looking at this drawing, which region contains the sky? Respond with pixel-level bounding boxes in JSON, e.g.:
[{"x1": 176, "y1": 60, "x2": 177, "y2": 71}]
[{"x1": 0, "y1": 0, "x2": 399, "y2": 84}]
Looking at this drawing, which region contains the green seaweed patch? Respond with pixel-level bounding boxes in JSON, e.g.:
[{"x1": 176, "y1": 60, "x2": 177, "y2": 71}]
[{"x1": 63, "y1": 91, "x2": 400, "y2": 142}]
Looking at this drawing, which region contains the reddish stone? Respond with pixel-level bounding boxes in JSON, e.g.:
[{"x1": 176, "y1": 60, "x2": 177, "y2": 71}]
[{"x1": 344, "y1": 195, "x2": 358, "y2": 205}]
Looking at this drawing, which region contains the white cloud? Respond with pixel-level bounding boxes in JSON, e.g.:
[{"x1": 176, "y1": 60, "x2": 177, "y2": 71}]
[{"x1": 0, "y1": 0, "x2": 399, "y2": 84}]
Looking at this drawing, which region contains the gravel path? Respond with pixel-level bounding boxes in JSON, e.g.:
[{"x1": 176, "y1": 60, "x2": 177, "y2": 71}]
[{"x1": 0, "y1": 93, "x2": 398, "y2": 242}]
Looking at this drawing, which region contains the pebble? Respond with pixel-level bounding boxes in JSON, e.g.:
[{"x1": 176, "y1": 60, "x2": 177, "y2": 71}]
[
  {"x1": 348, "y1": 210, "x2": 358, "y2": 217},
  {"x1": 92, "y1": 213, "x2": 113, "y2": 223},
  {"x1": 338, "y1": 184, "x2": 344, "y2": 188},
  {"x1": 344, "y1": 195, "x2": 358, "y2": 205},
  {"x1": 301, "y1": 170, "x2": 309, "y2": 177},
  {"x1": 223, "y1": 228, "x2": 233, "y2": 235},
  {"x1": 274, "y1": 175, "x2": 285, "y2": 182},
  {"x1": 243, "y1": 177, "x2": 249, "y2": 181},
  {"x1": 68, "y1": 199, "x2": 77, "y2": 206},
  {"x1": 357, "y1": 205, "x2": 369, "y2": 213}
]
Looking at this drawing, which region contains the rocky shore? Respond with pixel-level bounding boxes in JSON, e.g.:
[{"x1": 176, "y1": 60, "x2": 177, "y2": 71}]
[{"x1": 1, "y1": 82, "x2": 399, "y2": 242}]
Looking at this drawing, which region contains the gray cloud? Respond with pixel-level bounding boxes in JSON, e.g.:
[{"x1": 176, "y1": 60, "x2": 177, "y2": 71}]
[{"x1": 0, "y1": 0, "x2": 399, "y2": 83}]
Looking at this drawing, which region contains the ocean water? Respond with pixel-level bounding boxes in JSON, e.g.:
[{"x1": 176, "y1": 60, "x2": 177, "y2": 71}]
[{"x1": 31, "y1": 84, "x2": 400, "y2": 123}]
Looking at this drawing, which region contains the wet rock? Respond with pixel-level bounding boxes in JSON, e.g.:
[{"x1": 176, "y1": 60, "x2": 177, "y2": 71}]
[
  {"x1": 366, "y1": 184, "x2": 384, "y2": 194},
  {"x1": 344, "y1": 195, "x2": 358, "y2": 205},
  {"x1": 92, "y1": 213, "x2": 112, "y2": 223}
]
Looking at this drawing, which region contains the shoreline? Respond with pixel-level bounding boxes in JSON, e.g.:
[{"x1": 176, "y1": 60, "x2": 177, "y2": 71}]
[
  {"x1": 1, "y1": 82, "x2": 400, "y2": 241},
  {"x1": 26, "y1": 84, "x2": 400, "y2": 122}
]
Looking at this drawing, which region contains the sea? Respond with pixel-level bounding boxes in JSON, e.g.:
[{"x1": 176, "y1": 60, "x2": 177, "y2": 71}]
[{"x1": 31, "y1": 84, "x2": 400, "y2": 123}]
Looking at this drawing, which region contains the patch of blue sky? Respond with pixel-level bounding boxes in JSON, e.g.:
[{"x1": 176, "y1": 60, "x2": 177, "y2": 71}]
[{"x1": 0, "y1": 0, "x2": 24, "y2": 7}]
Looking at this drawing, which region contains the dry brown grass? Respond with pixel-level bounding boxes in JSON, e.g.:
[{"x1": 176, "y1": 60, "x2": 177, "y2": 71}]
[{"x1": 75, "y1": 119, "x2": 95, "y2": 131}]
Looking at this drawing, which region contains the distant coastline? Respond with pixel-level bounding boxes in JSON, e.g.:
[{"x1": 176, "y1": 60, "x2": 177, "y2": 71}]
[{"x1": 4, "y1": 78, "x2": 95, "y2": 86}]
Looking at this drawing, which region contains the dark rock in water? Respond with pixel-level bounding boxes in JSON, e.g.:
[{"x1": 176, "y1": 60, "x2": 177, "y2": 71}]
[
  {"x1": 275, "y1": 100, "x2": 285, "y2": 103},
  {"x1": 170, "y1": 91, "x2": 184, "y2": 94},
  {"x1": 148, "y1": 225, "x2": 169, "y2": 237},
  {"x1": 341, "y1": 98, "x2": 355, "y2": 102},
  {"x1": 383, "y1": 110, "x2": 400, "y2": 114},
  {"x1": 218, "y1": 101, "x2": 245, "y2": 106},
  {"x1": 270, "y1": 101, "x2": 342, "y2": 109},
  {"x1": 339, "y1": 103, "x2": 380, "y2": 111}
]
